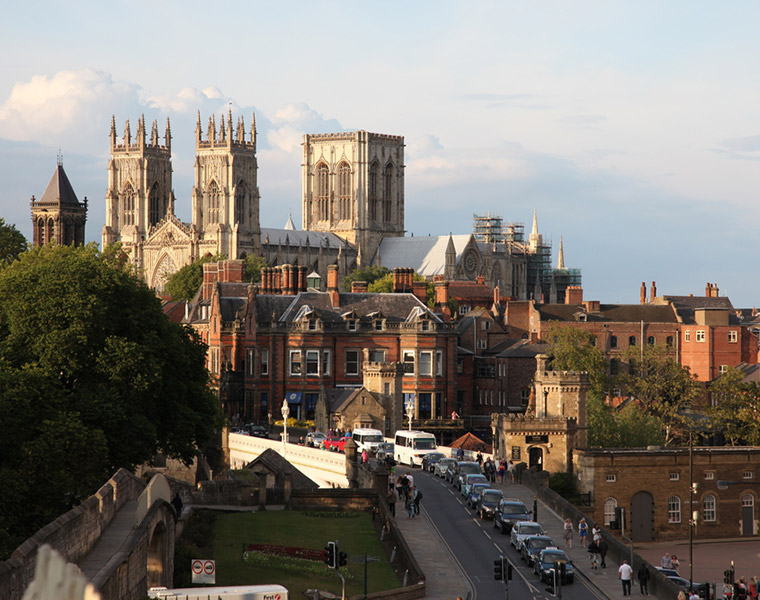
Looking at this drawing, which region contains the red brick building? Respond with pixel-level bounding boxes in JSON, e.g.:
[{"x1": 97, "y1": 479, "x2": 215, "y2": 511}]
[{"x1": 187, "y1": 260, "x2": 457, "y2": 431}]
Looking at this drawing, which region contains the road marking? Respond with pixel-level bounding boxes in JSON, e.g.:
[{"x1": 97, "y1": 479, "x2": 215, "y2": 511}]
[
  {"x1": 493, "y1": 543, "x2": 503, "y2": 553},
  {"x1": 482, "y1": 530, "x2": 491, "y2": 540}
]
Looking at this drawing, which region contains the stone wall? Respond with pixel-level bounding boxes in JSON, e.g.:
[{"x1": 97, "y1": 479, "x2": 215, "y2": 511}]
[{"x1": 0, "y1": 469, "x2": 145, "y2": 600}]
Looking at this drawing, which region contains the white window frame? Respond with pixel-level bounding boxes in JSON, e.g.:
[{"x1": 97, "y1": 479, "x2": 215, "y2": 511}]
[
  {"x1": 729, "y1": 330, "x2": 738, "y2": 343},
  {"x1": 419, "y1": 351, "x2": 433, "y2": 376},
  {"x1": 345, "y1": 350, "x2": 360, "y2": 376},
  {"x1": 606, "y1": 474, "x2": 617, "y2": 483},
  {"x1": 348, "y1": 320, "x2": 357, "y2": 331},
  {"x1": 322, "y1": 350, "x2": 331, "y2": 376},
  {"x1": 436, "y1": 350, "x2": 443, "y2": 376},
  {"x1": 305, "y1": 350, "x2": 320, "y2": 376},
  {"x1": 696, "y1": 330, "x2": 706, "y2": 342},
  {"x1": 669, "y1": 473, "x2": 680, "y2": 481},
  {"x1": 402, "y1": 349, "x2": 415, "y2": 375},
  {"x1": 703, "y1": 494, "x2": 716, "y2": 522},
  {"x1": 744, "y1": 471, "x2": 753, "y2": 480},
  {"x1": 719, "y1": 365, "x2": 728, "y2": 374},
  {"x1": 260, "y1": 349, "x2": 269, "y2": 376},
  {"x1": 603, "y1": 497, "x2": 617, "y2": 525},
  {"x1": 704, "y1": 471, "x2": 715, "y2": 480},
  {"x1": 684, "y1": 330, "x2": 691, "y2": 342},
  {"x1": 289, "y1": 350, "x2": 301, "y2": 375},
  {"x1": 668, "y1": 496, "x2": 681, "y2": 523}
]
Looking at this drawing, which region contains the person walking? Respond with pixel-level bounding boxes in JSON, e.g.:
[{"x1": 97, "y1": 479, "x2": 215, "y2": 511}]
[
  {"x1": 563, "y1": 518, "x2": 574, "y2": 548},
  {"x1": 405, "y1": 491, "x2": 415, "y2": 518},
  {"x1": 412, "y1": 485, "x2": 423, "y2": 515},
  {"x1": 587, "y1": 539, "x2": 600, "y2": 570},
  {"x1": 498, "y1": 460, "x2": 505, "y2": 483},
  {"x1": 578, "y1": 517, "x2": 588, "y2": 547},
  {"x1": 598, "y1": 536, "x2": 609, "y2": 568},
  {"x1": 749, "y1": 576, "x2": 758, "y2": 600},
  {"x1": 618, "y1": 560, "x2": 633, "y2": 596},
  {"x1": 637, "y1": 563, "x2": 651, "y2": 595},
  {"x1": 661, "y1": 552, "x2": 673, "y2": 570},
  {"x1": 387, "y1": 484, "x2": 397, "y2": 516}
]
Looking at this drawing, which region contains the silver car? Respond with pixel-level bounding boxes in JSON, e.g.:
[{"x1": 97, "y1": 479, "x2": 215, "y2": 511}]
[
  {"x1": 510, "y1": 520, "x2": 545, "y2": 551},
  {"x1": 435, "y1": 457, "x2": 457, "y2": 478}
]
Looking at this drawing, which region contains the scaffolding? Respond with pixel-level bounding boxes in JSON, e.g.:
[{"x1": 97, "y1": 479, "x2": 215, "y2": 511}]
[{"x1": 472, "y1": 213, "x2": 524, "y2": 245}]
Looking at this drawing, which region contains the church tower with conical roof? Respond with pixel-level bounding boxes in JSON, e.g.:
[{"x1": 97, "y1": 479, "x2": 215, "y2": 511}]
[{"x1": 31, "y1": 155, "x2": 87, "y2": 246}]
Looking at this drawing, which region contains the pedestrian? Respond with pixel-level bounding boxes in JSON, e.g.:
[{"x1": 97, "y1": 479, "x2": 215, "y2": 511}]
[
  {"x1": 362, "y1": 449, "x2": 369, "y2": 464},
  {"x1": 618, "y1": 559, "x2": 633, "y2": 596},
  {"x1": 498, "y1": 460, "x2": 505, "y2": 483},
  {"x1": 598, "y1": 536, "x2": 609, "y2": 568},
  {"x1": 387, "y1": 484, "x2": 397, "y2": 516},
  {"x1": 412, "y1": 485, "x2": 423, "y2": 515},
  {"x1": 688, "y1": 589, "x2": 700, "y2": 600},
  {"x1": 671, "y1": 555, "x2": 680, "y2": 572},
  {"x1": 737, "y1": 577, "x2": 749, "y2": 600},
  {"x1": 563, "y1": 518, "x2": 574, "y2": 548},
  {"x1": 587, "y1": 539, "x2": 600, "y2": 570},
  {"x1": 405, "y1": 491, "x2": 415, "y2": 518},
  {"x1": 637, "y1": 563, "x2": 650, "y2": 595},
  {"x1": 592, "y1": 524, "x2": 601, "y2": 543},
  {"x1": 750, "y1": 576, "x2": 758, "y2": 600},
  {"x1": 578, "y1": 517, "x2": 588, "y2": 547},
  {"x1": 476, "y1": 450, "x2": 483, "y2": 468},
  {"x1": 171, "y1": 492, "x2": 183, "y2": 519},
  {"x1": 507, "y1": 460, "x2": 515, "y2": 483},
  {"x1": 676, "y1": 592, "x2": 687, "y2": 600},
  {"x1": 661, "y1": 552, "x2": 673, "y2": 570},
  {"x1": 457, "y1": 447, "x2": 464, "y2": 460},
  {"x1": 397, "y1": 473, "x2": 409, "y2": 499}
]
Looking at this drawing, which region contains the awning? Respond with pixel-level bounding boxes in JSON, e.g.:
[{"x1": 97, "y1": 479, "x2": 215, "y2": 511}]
[{"x1": 286, "y1": 391, "x2": 302, "y2": 404}]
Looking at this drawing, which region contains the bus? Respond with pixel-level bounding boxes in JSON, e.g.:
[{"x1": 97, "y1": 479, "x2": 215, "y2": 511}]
[
  {"x1": 352, "y1": 428, "x2": 385, "y2": 454},
  {"x1": 394, "y1": 430, "x2": 438, "y2": 467},
  {"x1": 149, "y1": 585, "x2": 288, "y2": 600}
]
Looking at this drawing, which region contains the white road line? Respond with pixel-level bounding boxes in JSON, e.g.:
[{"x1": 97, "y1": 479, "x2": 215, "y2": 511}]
[
  {"x1": 493, "y1": 543, "x2": 504, "y2": 553},
  {"x1": 482, "y1": 530, "x2": 492, "y2": 540}
]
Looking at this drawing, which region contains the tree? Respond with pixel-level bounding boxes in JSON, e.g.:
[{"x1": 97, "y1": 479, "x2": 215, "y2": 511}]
[
  {"x1": 544, "y1": 324, "x2": 609, "y2": 395},
  {"x1": 0, "y1": 217, "x2": 27, "y2": 264},
  {"x1": 0, "y1": 244, "x2": 221, "y2": 558},
  {"x1": 165, "y1": 254, "x2": 224, "y2": 301},
  {"x1": 617, "y1": 344, "x2": 701, "y2": 444},
  {"x1": 367, "y1": 270, "x2": 435, "y2": 306},
  {"x1": 244, "y1": 254, "x2": 266, "y2": 283},
  {"x1": 708, "y1": 368, "x2": 760, "y2": 446},
  {"x1": 341, "y1": 265, "x2": 390, "y2": 291}
]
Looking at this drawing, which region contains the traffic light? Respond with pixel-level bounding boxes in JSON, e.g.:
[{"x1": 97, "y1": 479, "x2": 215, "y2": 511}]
[
  {"x1": 324, "y1": 541, "x2": 336, "y2": 569},
  {"x1": 724, "y1": 566, "x2": 734, "y2": 585},
  {"x1": 698, "y1": 583, "x2": 711, "y2": 600},
  {"x1": 507, "y1": 563, "x2": 513, "y2": 581},
  {"x1": 338, "y1": 550, "x2": 347, "y2": 567},
  {"x1": 557, "y1": 560, "x2": 567, "y2": 578},
  {"x1": 494, "y1": 556, "x2": 504, "y2": 580}
]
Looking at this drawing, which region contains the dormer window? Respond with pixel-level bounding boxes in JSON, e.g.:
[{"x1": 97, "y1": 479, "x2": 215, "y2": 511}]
[
  {"x1": 578, "y1": 313, "x2": 587, "y2": 322},
  {"x1": 308, "y1": 319, "x2": 317, "y2": 331},
  {"x1": 422, "y1": 320, "x2": 430, "y2": 331},
  {"x1": 348, "y1": 320, "x2": 357, "y2": 331},
  {"x1": 374, "y1": 320, "x2": 383, "y2": 331}
]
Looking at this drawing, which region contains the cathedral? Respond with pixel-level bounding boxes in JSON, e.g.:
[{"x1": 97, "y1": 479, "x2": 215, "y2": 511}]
[{"x1": 99, "y1": 109, "x2": 578, "y2": 299}]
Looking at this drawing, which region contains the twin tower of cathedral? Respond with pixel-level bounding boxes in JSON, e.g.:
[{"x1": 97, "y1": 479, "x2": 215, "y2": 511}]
[{"x1": 98, "y1": 110, "x2": 404, "y2": 290}]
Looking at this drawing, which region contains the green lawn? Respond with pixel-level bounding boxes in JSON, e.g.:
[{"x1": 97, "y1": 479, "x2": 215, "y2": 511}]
[{"x1": 176, "y1": 509, "x2": 400, "y2": 598}]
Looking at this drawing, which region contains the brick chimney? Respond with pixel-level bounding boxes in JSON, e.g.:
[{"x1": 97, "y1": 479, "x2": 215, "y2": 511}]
[
  {"x1": 273, "y1": 266, "x2": 282, "y2": 294},
  {"x1": 650, "y1": 281, "x2": 657, "y2": 303},
  {"x1": 202, "y1": 262, "x2": 218, "y2": 300},
  {"x1": 706, "y1": 282, "x2": 719, "y2": 298},
  {"x1": 352, "y1": 281, "x2": 369, "y2": 293},
  {"x1": 219, "y1": 259, "x2": 244, "y2": 283},
  {"x1": 412, "y1": 281, "x2": 428, "y2": 304},
  {"x1": 298, "y1": 266, "x2": 307, "y2": 292},
  {"x1": 565, "y1": 285, "x2": 583, "y2": 305},
  {"x1": 640, "y1": 282, "x2": 647, "y2": 304},
  {"x1": 584, "y1": 300, "x2": 600, "y2": 312},
  {"x1": 434, "y1": 276, "x2": 451, "y2": 320},
  {"x1": 327, "y1": 265, "x2": 340, "y2": 306}
]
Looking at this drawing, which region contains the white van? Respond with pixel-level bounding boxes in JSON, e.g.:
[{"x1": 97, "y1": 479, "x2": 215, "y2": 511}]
[
  {"x1": 352, "y1": 428, "x2": 385, "y2": 453},
  {"x1": 394, "y1": 430, "x2": 438, "y2": 466},
  {"x1": 149, "y1": 585, "x2": 288, "y2": 600}
]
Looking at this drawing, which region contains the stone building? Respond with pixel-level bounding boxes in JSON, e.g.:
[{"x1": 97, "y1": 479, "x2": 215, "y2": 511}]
[{"x1": 30, "y1": 158, "x2": 87, "y2": 247}]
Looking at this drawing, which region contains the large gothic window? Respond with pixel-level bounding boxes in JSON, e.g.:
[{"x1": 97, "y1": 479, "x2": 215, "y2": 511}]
[
  {"x1": 383, "y1": 163, "x2": 394, "y2": 222},
  {"x1": 316, "y1": 163, "x2": 330, "y2": 221},
  {"x1": 235, "y1": 180, "x2": 246, "y2": 224},
  {"x1": 149, "y1": 182, "x2": 161, "y2": 226},
  {"x1": 337, "y1": 162, "x2": 351, "y2": 221},
  {"x1": 207, "y1": 181, "x2": 220, "y2": 224},
  {"x1": 123, "y1": 184, "x2": 135, "y2": 226},
  {"x1": 369, "y1": 160, "x2": 379, "y2": 221}
]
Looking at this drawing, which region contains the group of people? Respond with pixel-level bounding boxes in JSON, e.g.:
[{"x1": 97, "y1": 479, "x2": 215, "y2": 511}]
[
  {"x1": 388, "y1": 472, "x2": 423, "y2": 519},
  {"x1": 719, "y1": 575, "x2": 759, "y2": 600}
]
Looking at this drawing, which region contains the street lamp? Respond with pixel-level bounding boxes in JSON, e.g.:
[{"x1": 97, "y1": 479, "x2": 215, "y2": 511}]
[
  {"x1": 405, "y1": 397, "x2": 415, "y2": 431},
  {"x1": 281, "y1": 398, "x2": 290, "y2": 457}
]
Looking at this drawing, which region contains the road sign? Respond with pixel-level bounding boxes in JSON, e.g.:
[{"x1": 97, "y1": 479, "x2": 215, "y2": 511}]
[{"x1": 191, "y1": 559, "x2": 216, "y2": 584}]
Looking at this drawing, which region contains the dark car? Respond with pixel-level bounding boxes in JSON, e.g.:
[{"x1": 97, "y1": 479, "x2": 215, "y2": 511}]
[
  {"x1": 476, "y1": 488, "x2": 505, "y2": 519},
  {"x1": 421, "y1": 452, "x2": 445, "y2": 472},
  {"x1": 519, "y1": 535, "x2": 555, "y2": 566},
  {"x1": 454, "y1": 461, "x2": 482, "y2": 490},
  {"x1": 244, "y1": 424, "x2": 268, "y2": 438},
  {"x1": 534, "y1": 548, "x2": 574, "y2": 584},
  {"x1": 493, "y1": 498, "x2": 533, "y2": 534},
  {"x1": 466, "y1": 482, "x2": 492, "y2": 508}
]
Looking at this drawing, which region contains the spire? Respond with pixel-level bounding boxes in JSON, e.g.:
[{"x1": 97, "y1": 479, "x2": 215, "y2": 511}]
[
  {"x1": 227, "y1": 104, "x2": 233, "y2": 144},
  {"x1": 137, "y1": 114, "x2": 146, "y2": 146},
  {"x1": 196, "y1": 111, "x2": 202, "y2": 143},
  {"x1": 110, "y1": 115, "x2": 117, "y2": 148},
  {"x1": 284, "y1": 211, "x2": 296, "y2": 230},
  {"x1": 251, "y1": 112, "x2": 257, "y2": 147},
  {"x1": 150, "y1": 119, "x2": 159, "y2": 146},
  {"x1": 557, "y1": 236, "x2": 565, "y2": 269},
  {"x1": 219, "y1": 113, "x2": 226, "y2": 142},
  {"x1": 529, "y1": 209, "x2": 542, "y2": 252},
  {"x1": 123, "y1": 120, "x2": 131, "y2": 147},
  {"x1": 165, "y1": 117, "x2": 172, "y2": 151},
  {"x1": 237, "y1": 115, "x2": 245, "y2": 143}
]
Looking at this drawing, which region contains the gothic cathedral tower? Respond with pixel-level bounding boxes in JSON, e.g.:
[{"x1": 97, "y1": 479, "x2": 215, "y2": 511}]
[
  {"x1": 302, "y1": 131, "x2": 404, "y2": 266},
  {"x1": 191, "y1": 110, "x2": 261, "y2": 260},
  {"x1": 102, "y1": 116, "x2": 173, "y2": 268}
]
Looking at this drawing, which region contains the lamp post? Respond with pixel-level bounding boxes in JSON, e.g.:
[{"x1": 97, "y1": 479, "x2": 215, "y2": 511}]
[
  {"x1": 405, "y1": 397, "x2": 414, "y2": 431},
  {"x1": 281, "y1": 398, "x2": 290, "y2": 458}
]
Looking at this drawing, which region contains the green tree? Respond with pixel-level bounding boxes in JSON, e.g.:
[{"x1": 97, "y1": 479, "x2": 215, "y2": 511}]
[
  {"x1": 341, "y1": 265, "x2": 390, "y2": 291},
  {"x1": 244, "y1": 255, "x2": 266, "y2": 283},
  {"x1": 0, "y1": 217, "x2": 27, "y2": 264},
  {"x1": 367, "y1": 270, "x2": 435, "y2": 306},
  {"x1": 0, "y1": 244, "x2": 221, "y2": 558},
  {"x1": 544, "y1": 324, "x2": 609, "y2": 394},
  {"x1": 708, "y1": 368, "x2": 760, "y2": 446},
  {"x1": 165, "y1": 254, "x2": 224, "y2": 301},
  {"x1": 586, "y1": 394, "x2": 667, "y2": 448}
]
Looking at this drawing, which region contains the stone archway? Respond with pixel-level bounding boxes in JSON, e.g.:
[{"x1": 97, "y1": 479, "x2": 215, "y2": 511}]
[
  {"x1": 528, "y1": 446, "x2": 544, "y2": 471},
  {"x1": 151, "y1": 253, "x2": 178, "y2": 293},
  {"x1": 147, "y1": 520, "x2": 167, "y2": 588}
]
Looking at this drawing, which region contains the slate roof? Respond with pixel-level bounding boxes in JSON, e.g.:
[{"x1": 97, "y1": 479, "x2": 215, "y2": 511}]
[
  {"x1": 327, "y1": 388, "x2": 363, "y2": 413},
  {"x1": 537, "y1": 303, "x2": 678, "y2": 323},
  {"x1": 374, "y1": 235, "x2": 472, "y2": 276},
  {"x1": 488, "y1": 338, "x2": 549, "y2": 358},
  {"x1": 244, "y1": 448, "x2": 319, "y2": 490},
  {"x1": 261, "y1": 227, "x2": 351, "y2": 250},
  {"x1": 38, "y1": 165, "x2": 81, "y2": 206},
  {"x1": 661, "y1": 295, "x2": 739, "y2": 325}
]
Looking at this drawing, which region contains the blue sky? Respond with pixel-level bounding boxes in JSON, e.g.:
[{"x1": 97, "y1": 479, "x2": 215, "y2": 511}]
[{"x1": 2, "y1": 1, "x2": 759, "y2": 305}]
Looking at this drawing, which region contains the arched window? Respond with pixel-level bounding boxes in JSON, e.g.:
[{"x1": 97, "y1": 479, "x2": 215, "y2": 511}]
[
  {"x1": 149, "y1": 182, "x2": 161, "y2": 226},
  {"x1": 337, "y1": 162, "x2": 351, "y2": 220},
  {"x1": 235, "y1": 180, "x2": 246, "y2": 224},
  {"x1": 743, "y1": 493, "x2": 754, "y2": 508},
  {"x1": 36, "y1": 218, "x2": 45, "y2": 245},
  {"x1": 122, "y1": 184, "x2": 135, "y2": 226},
  {"x1": 207, "y1": 181, "x2": 220, "y2": 224},
  {"x1": 316, "y1": 163, "x2": 330, "y2": 221},
  {"x1": 383, "y1": 163, "x2": 394, "y2": 221},
  {"x1": 369, "y1": 161, "x2": 379, "y2": 221},
  {"x1": 603, "y1": 498, "x2": 617, "y2": 525},
  {"x1": 668, "y1": 496, "x2": 681, "y2": 523},
  {"x1": 703, "y1": 494, "x2": 716, "y2": 522},
  {"x1": 610, "y1": 335, "x2": 618, "y2": 348}
]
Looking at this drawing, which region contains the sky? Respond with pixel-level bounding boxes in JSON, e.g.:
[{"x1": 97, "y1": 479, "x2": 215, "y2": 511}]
[{"x1": 1, "y1": 1, "x2": 759, "y2": 305}]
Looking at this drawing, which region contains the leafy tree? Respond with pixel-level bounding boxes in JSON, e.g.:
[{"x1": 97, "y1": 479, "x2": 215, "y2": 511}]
[
  {"x1": 587, "y1": 393, "x2": 667, "y2": 448},
  {"x1": 165, "y1": 254, "x2": 225, "y2": 301},
  {"x1": 0, "y1": 217, "x2": 27, "y2": 264},
  {"x1": 544, "y1": 324, "x2": 609, "y2": 395},
  {"x1": 0, "y1": 244, "x2": 221, "y2": 558},
  {"x1": 708, "y1": 368, "x2": 760, "y2": 446},
  {"x1": 341, "y1": 265, "x2": 390, "y2": 291},
  {"x1": 618, "y1": 344, "x2": 701, "y2": 444},
  {"x1": 244, "y1": 255, "x2": 266, "y2": 283},
  {"x1": 367, "y1": 270, "x2": 435, "y2": 306}
]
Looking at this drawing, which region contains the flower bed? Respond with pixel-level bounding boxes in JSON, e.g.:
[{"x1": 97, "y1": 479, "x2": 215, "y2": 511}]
[{"x1": 245, "y1": 543, "x2": 325, "y2": 562}]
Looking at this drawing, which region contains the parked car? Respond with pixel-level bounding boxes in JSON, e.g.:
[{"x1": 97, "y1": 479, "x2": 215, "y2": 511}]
[
  {"x1": 322, "y1": 436, "x2": 346, "y2": 452},
  {"x1": 519, "y1": 535, "x2": 555, "y2": 566},
  {"x1": 376, "y1": 442, "x2": 395, "y2": 463},
  {"x1": 466, "y1": 483, "x2": 492, "y2": 508},
  {"x1": 510, "y1": 520, "x2": 545, "y2": 551},
  {"x1": 493, "y1": 499, "x2": 533, "y2": 534},
  {"x1": 305, "y1": 432, "x2": 327, "y2": 447},
  {"x1": 435, "y1": 457, "x2": 457, "y2": 478},
  {"x1": 454, "y1": 461, "x2": 482, "y2": 490},
  {"x1": 668, "y1": 576, "x2": 707, "y2": 598},
  {"x1": 244, "y1": 424, "x2": 268, "y2": 438},
  {"x1": 421, "y1": 452, "x2": 445, "y2": 472},
  {"x1": 476, "y1": 488, "x2": 505, "y2": 519},
  {"x1": 534, "y1": 548, "x2": 574, "y2": 584},
  {"x1": 461, "y1": 473, "x2": 489, "y2": 497}
]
